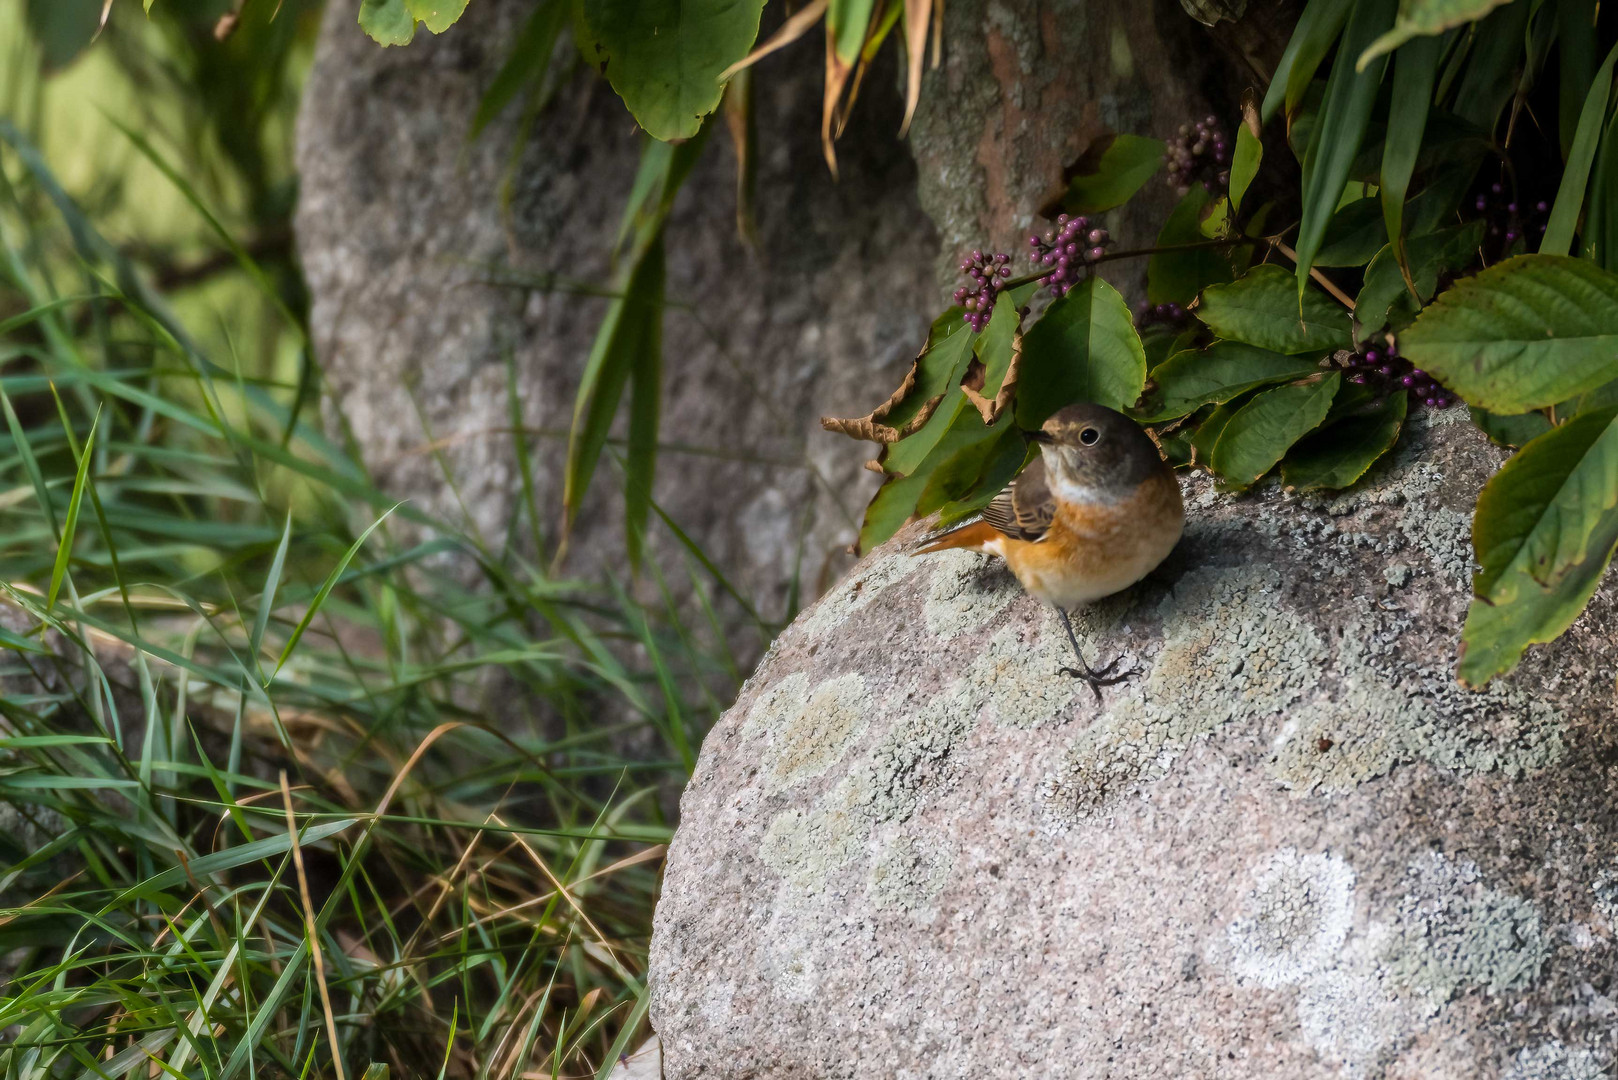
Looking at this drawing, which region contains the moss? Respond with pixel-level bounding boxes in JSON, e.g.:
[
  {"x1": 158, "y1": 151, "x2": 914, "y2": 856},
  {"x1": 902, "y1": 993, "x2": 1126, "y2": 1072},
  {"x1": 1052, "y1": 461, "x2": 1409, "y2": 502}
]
[
  {"x1": 1382, "y1": 851, "x2": 1549, "y2": 1000},
  {"x1": 922, "y1": 550, "x2": 1020, "y2": 639},
  {"x1": 758, "y1": 773, "x2": 875, "y2": 891},
  {"x1": 868, "y1": 831, "x2": 954, "y2": 915},
  {"x1": 1224, "y1": 848, "x2": 1357, "y2": 989},
  {"x1": 761, "y1": 672, "x2": 870, "y2": 789}
]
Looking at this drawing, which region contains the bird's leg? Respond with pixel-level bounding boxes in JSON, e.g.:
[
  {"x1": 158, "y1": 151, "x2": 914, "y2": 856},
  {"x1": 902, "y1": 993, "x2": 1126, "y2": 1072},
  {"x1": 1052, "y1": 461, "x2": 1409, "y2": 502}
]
[{"x1": 1056, "y1": 608, "x2": 1135, "y2": 700}]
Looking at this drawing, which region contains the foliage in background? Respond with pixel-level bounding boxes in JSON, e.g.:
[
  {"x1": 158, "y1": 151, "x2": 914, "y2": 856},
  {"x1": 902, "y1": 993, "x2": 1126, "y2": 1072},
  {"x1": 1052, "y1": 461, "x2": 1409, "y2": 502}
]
[
  {"x1": 1, "y1": 5, "x2": 744, "y2": 1075},
  {"x1": 827, "y1": 0, "x2": 1618, "y2": 688}
]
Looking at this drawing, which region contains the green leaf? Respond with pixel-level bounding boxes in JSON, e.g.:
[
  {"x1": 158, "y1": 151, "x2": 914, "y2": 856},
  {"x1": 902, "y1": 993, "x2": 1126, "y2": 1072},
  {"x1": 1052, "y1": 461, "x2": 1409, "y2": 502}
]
[
  {"x1": 1470, "y1": 407, "x2": 1552, "y2": 449},
  {"x1": 404, "y1": 0, "x2": 470, "y2": 33},
  {"x1": 1262, "y1": 0, "x2": 1354, "y2": 123},
  {"x1": 1558, "y1": 0, "x2": 1599, "y2": 159},
  {"x1": 1398, "y1": 255, "x2": 1618, "y2": 413},
  {"x1": 1209, "y1": 373, "x2": 1341, "y2": 487},
  {"x1": 916, "y1": 414, "x2": 1013, "y2": 517},
  {"x1": 1473, "y1": 406, "x2": 1618, "y2": 595},
  {"x1": 860, "y1": 406, "x2": 997, "y2": 550},
  {"x1": 1458, "y1": 407, "x2": 1618, "y2": 686},
  {"x1": 1315, "y1": 198, "x2": 1389, "y2": 267},
  {"x1": 587, "y1": 0, "x2": 768, "y2": 141},
  {"x1": 1450, "y1": 0, "x2": 1533, "y2": 131},
  {"x1": 1281, "y1": 390, "x2": 1406, "y2": 490},
  {"x1": 1354, "y1": 220, "x2": 1484, "y2": 335},
  {"x1": 23, "y1": 0, "x2": 100, "y2": 71},
  {"x1": 973, "y1": 298, "x2": 1020, "y2": 398},
  {"x1": 1380, "y1": 34, "x2": 1440, "y2": 259},
  {"x1": 1015, "y1": 276, "x2": 1147, "y2": 425},
  {"x1": 1147, "y1": 184, "x2": 1233, "y2": 306},
  {"x1": 272, "y1": 507, "x2": 399, "y2": 679},
  {"x1": 1056, "y1": 134, "x2": 1166, "y2": 215},
  {"x1": 936, "y1": 437, "x2": 1036, "y2": 525},
  {"x1": 47, "y1": 407, "x2": 100, "y2": 613},
  {"x1": 1358, "y1": 0, "x2": 1514, "y2": 67},
  {"x1": 1137, "y1": 342, "x2": 1323, "y2": 422},
  {"x1": 1294, "y1": 0, "x2": 1396, "y2": 290},
  {"x1": 1542, "y1": 41, "x2": 1618, "y2": 257},
  {"x1": 1584, "y1": 105, "x2": 1618, "y2": 270},
  {"x1": 625, "y1": 234, "x2": 667, "y2": 573},
  {"x1": 1196, "y1": 264, "x2": 1352, "y2": 354},
  {"x1": 1229, "y1": 122, "x2": 1262, "y2": 213},
  {"x1": 884, "y1": 312, "x2": 977, "y2": 434},
  {"x1": 1189, "y1": 398, "x2": 1244, "y2": 465},
  {"x1": 358, "y1": 0, "x2": 418, "y2": 45},
  {"x1": 828, "y1": 0, "x2": 878, "y2": 63},
  {"x1": 472, "y1": 0, "x2": 567, "y2": 139}
]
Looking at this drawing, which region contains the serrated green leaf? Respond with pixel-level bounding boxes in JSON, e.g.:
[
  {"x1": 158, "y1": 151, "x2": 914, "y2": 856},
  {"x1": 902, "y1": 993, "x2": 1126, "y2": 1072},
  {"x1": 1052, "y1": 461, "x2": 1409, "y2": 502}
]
[
  {"x1": 1015, "y1": 276, "x2": 1146, "y2": 425},
  {"x1": 1459, "y1": 407, "x2": 1618, "y2": 686},
  {"x1": 404, "y1": 0, "x2": 470, "y2": 32},
  {"x1": 1147, "y1": 185, "x2": 1233, "y2": 306},
  {"x1": 1196, "y1": 264, "x2": 1352, "y2": 354},
  {"x1": 1355, "y1": 220, "x2": 1483, "y2": 335},
  {"x1": 1138, "y1": 342, "x2": 1323, "y2": 422},
  {"x1": 1057, "y1": 134, "x2": 1166, "y2": 215},
  {"x1": 916, "y1": 413, "x2": 1014, "y2": 517},
  {"x1": 1229, "y1": 123, "x2": 1262, "y2": 213},
  {"x1": 973, "y1": 298, "x2": 1020, "y2": 398},
  {"x1": 1543, "y1": 41, "x2": 1618, "y2": 256},
  {"x1": 1473, "y1": 406, "x2": 1618, "y2": 596},
  {"x1": 1294, "y1": 0, "x2": 1396, "y2": 290},
  {"x1": 884, "y1": 394, "x2": 969, "y2": 477},
  {"x1": 883, "y1": 312, "x2": 977, "y2": 434},
  {"x1": 358, "y1": 0, "x2": 417, "y2": 45},
  {"x1": 1281, "y1": 390, "x2": 1406, "y2": 490},
  {"x1": 587, "y1": 0, "x2": 767, "y2": 141},
  {"x1": 1189, "y1": 398, "x2": 1243, "y2": 466},
  {"x1": 1398, "y1": 255, "x2": 1618, "y2": 413},
  {"x1": 860, "y1": 406, "x2": 998, "y2": 551},
  {"x1": 1358, "y1": 0, "x2": 1514, "y2": 67},
  {"x1": 1209, "y1": 373, "x2": 1341, "y2": 487}
]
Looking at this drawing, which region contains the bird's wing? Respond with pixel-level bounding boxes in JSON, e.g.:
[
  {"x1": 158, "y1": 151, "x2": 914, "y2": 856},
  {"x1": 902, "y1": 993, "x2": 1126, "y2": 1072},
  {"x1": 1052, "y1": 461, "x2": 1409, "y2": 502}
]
[{"x1": 981, "y1": 456, "x2": 1054, "y2": 541}]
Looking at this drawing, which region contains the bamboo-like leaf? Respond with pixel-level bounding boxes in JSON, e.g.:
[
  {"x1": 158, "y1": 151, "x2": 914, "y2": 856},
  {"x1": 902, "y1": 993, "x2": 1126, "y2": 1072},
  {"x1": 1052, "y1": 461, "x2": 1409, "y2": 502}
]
[
  {"x1": 1557, "y1": 0, "x2": 1599, "y2": 159},
  {"x1": 1380, "y1": 33, "x2": 1440, "y2": 272},
  {"x1": 1294, "y1": 0, "x2": 1397, "y2": 292},
  {"x1": 1543, "y1": 41, "x2": 1618, "y2": 257},
  {"x1": 1584, "y1": 107, "x2": 1618, "y2": 270},
  {"x1": 625, "y1": 234, "x2": 666, "y2": 574},
  {"x1": 470, "y1": 0, "x2": 566, "y2": 139},
  {"x1": 1358, "y1": 0, "x2": 1513, "y2": 67},
  {"x1": 1261, "y1": 0, "x2": 1354, "y2": 123},
  {"x1": 250, "y1": 513, "x2": 293, "y2": 675}
]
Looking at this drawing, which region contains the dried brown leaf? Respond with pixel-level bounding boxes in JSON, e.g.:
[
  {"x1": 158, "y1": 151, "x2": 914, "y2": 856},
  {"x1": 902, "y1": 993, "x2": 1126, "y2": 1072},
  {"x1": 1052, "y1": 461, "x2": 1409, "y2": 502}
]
[
  {"x1": 820, "y1": 350, "x2": 947, "y2": 442},
  {"x1": 900, "y1": 0, "x2": 932, "y2": 135},
  {"x1": 822, "y1": 28, "x2": 855, "y2": 175},
  {"x1": 960, "y1": 331, "x2": 1022, "y2": 424},
  {"x1": 719, "y1": 0, "x2": 831, "y2": 81}
]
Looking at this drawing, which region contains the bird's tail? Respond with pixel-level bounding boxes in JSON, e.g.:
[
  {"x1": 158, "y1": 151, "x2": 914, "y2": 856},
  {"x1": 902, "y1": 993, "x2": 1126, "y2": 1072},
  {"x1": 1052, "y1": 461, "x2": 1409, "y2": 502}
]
[{"x1": 911, "y1": 519, "x2": 1000, "y2": 555}]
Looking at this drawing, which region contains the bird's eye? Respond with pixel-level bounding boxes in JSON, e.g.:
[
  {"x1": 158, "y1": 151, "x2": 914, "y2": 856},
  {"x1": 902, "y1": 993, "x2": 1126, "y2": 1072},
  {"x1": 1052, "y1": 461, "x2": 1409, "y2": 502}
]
[{"x1": 1079, "y1": 427, "x2": 1100, "y2": 446}]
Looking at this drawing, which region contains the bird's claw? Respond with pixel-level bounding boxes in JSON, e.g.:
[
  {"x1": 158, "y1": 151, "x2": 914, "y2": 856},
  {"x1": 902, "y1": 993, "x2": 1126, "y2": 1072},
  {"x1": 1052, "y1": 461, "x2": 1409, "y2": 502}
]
[{"x1": 1058, "y1": 660, "x2": 1136, "y2": 701}]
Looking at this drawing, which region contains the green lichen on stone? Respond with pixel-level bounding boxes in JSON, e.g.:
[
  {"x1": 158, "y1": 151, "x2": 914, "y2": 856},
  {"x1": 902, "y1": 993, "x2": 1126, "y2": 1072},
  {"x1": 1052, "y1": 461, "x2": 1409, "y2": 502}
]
[
  {"x1": 868, "y1": 831, "x2": 954, "y2": 915},
  {"x1": 797, "y1": 549, "x2": 920, "y2": 641},
  {"x1": 1040, "y1": 564, "x2": 1317, "y2": 823},
  {"x1": 856, "y1": 678, "x2": 983, "y2": 824},
  {"x1": 760, "y1": 672, "x2": 870, "y2": 789},
  {"x1": 966, "y1": 618, "x2": 1092, "y2": 729},
  {"x1": 1503, "y1": 1041, "x2": 1607, "y2": 1080},
  {"x1": 759, "y1": 772, "x2": 875, "y2": 890},
  {"x1": 1383, "y1": 852, "x2": 1549, "y2": 1000},
  {"x1": 922, "y1": 550, "x2": 1020, "y2": 638}
]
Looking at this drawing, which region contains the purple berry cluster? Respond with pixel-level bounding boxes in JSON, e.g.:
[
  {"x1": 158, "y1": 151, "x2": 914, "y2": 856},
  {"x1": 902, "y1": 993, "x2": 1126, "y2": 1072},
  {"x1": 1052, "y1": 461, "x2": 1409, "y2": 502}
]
[
  {"x1": 1337, "y1": 340, "x2": 1453, "y2": 409},
  {"x1": 1027, "y1": 214, "x2": 1111, "y2": 298},
  {"x1": 1166, "y1": 115, "x2": 1230, "y2": 196},
  {"x1": 1134, "y1": 300, "x2": 1190, "y2": 331},
  {"x1": 1471, "y1": 181, "x2": 1549, "y2": 258},
  {"x1": 953, "y1": 249, "x2": 1012, "y2": 332}
]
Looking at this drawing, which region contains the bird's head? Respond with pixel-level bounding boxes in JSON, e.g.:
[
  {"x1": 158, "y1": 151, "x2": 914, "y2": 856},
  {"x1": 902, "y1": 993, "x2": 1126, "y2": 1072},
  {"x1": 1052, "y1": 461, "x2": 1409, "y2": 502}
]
[{"x1": 1027, "y1": 403, "x2": 1165, "y2": 504}]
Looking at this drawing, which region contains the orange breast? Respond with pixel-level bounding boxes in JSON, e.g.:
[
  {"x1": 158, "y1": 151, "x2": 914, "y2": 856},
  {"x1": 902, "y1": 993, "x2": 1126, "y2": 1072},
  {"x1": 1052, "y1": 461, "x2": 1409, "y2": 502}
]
[{"x1": 1000, "y1": 468, "x2": 1184, "y2": 609}]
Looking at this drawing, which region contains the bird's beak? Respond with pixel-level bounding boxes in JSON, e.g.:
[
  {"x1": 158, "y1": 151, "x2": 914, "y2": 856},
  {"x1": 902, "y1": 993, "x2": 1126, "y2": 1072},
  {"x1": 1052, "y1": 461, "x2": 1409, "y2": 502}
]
[{"x1": 1023, "y1": 428, "x2": 1054, "y2": 444}]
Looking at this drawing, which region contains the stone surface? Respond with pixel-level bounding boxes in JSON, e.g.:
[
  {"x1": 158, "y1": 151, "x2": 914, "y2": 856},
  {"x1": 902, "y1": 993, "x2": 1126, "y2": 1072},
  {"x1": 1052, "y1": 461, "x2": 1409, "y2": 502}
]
[
  {"x1": 294, "y1": 0, "x2": 939, "y2": 635},
  {"x1": 649, "y1": 411, "x2": 1618, "y2": 1078}
]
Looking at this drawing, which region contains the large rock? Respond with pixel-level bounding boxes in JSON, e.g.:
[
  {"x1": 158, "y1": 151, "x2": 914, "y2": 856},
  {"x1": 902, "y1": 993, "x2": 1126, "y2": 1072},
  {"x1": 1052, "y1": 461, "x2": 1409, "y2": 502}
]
[{"x1": 649, "y1": 410, "x2": 1618, "y2": 1078}]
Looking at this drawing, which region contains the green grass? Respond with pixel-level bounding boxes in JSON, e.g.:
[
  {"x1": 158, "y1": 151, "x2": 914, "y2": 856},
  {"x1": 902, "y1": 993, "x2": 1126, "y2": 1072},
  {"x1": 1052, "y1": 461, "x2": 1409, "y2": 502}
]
[{"x1": 0, "y1": 82, "x2": 748, "y2": 1079}]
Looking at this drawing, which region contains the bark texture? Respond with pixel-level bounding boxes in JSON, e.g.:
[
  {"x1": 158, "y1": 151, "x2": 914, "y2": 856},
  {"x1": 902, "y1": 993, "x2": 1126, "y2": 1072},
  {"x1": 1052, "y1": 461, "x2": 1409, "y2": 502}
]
[{"x1": 649, "y1": 411, "x2": 1618, "y2": 1078}]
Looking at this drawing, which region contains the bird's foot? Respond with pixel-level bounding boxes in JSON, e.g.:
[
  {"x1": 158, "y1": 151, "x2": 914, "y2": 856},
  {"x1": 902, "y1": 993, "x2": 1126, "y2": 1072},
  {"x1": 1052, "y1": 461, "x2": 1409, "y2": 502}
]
[{"x1": 1058, "y1": 658, "x2": 1137, "y2": 701}]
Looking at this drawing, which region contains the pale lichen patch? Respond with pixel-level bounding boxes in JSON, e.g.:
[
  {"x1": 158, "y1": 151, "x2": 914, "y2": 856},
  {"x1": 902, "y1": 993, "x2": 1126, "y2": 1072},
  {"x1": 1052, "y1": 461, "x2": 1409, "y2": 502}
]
[
  {"x1": 856, "y1": 678, "x2": 983, "y2": 825},
  {"x1": 1225, "y1": 848, "x2": 1356, "y2": 989},
  {"x1": 868, "y1": 831, "x2": 954, "y2": 916},
  {"x1": 966, "y1": 619, "x2": 1089, "y2": 729},
  {"x1": 796, "y1": 548, "x2": 922, "y2": 641},
  {"x1": 1383, "y1": 852, "x2": 1549, "y2": 1000},
  {"x1": 762, "y1": 673, "x2": 869, "y2": 789},
  {"x1": 759, "y1": 773, "x2": 875, "y2": 890},
  {"x1": 1502, "y1": 1041, "x2": 1608, "y2": 1080},
  {"x1": 922, "y1": 549, "x2": 1021, "y2": 638}
]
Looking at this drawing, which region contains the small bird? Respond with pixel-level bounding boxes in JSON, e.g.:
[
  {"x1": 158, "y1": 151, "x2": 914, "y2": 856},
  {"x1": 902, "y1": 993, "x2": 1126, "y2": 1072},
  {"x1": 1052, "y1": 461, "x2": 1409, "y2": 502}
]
[{"x1": 914, "y1": 402, "x2": 1185, "y2": 695}]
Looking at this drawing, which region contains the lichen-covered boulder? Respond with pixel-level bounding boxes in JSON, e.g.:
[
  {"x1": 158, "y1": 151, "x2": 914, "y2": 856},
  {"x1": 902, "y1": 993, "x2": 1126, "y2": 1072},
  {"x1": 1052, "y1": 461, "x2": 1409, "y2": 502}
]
[{"x1": 648, "y1": 410, "x2": 1618, "y2": 1079}]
